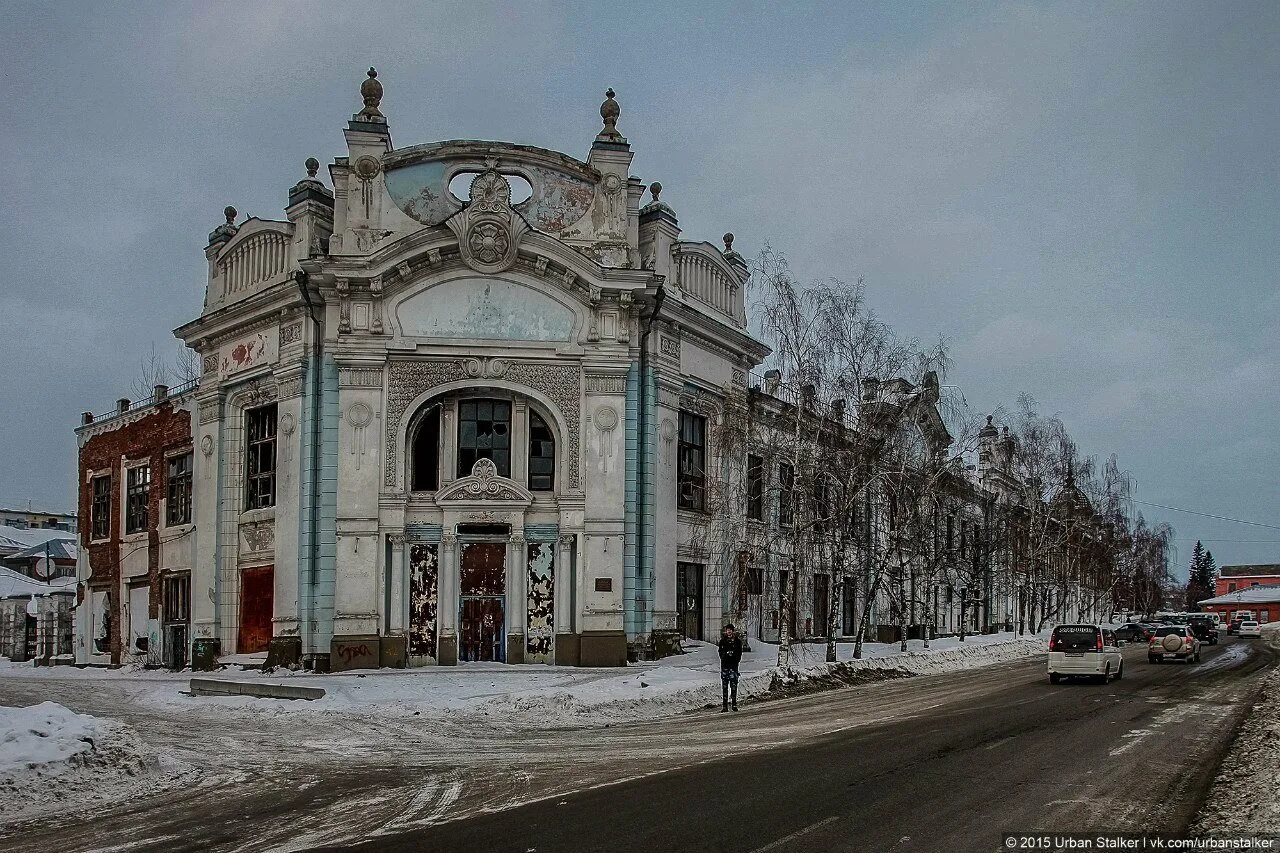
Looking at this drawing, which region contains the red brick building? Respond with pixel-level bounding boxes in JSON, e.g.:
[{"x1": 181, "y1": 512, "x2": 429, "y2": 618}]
[
  {"x1": 1215, "y1": 564, "x2": 1280, "y2": 597},
  {"x1": 75, "y1": 383, "x2": 195, "y2": 667}
]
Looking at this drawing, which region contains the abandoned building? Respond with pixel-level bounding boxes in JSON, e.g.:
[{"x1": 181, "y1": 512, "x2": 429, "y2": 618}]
[{"x1": 71, "y1": 71, "x2": 766, "y2": 671}]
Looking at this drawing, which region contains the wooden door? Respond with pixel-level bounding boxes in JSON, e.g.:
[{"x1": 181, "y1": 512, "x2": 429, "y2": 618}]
[
  {"x1": 676, "y1": 562, "x2": 703, "y2": 641},
  {"x1": 238, "y1": 565, "x2": 274, "y2": 654}
]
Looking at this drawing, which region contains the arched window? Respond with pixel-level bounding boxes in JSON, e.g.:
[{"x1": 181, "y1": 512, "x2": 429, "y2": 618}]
[
  {"x1": 411, "y1": 405, "x2": 440, "y2": 490},
  {"x1": 528, "y1": 410, "x2": 555, "y2": 491}
]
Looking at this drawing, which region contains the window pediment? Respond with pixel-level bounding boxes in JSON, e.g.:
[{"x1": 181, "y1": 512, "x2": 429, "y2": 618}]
[{"x1": 435, "y1": 458, "x2": 533, "y2": 507}]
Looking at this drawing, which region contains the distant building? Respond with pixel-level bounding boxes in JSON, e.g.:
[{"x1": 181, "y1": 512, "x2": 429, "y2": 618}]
[
  {"x1": 1215, "y1": 564, "x2": 1280, "y2": 597},
  {"x1": 74, "y1": 383, "x2": 195, "y2": 668},
  {"x1": 0, "y1": 507, "x2": 77, "y2": 533},
  {"x1": 1198, "y1": 584, "x2": 1280, "y2": 625}
]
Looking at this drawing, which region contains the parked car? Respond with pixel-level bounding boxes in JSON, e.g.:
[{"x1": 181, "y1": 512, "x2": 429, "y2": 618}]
[
  {"x1": 1186, "y1": 616, "x2": 1219, "y2": 645},
  {"x1": 1048, "y1": 624, "x2": 1123, "y2": 684},
  {"x1": 1113, "y1": 623, "x2": 1153, "y2": 644},
  {"x1": 1148, "y1": 625, "x2": 1201, "y2": 664},
  {"x1": 1238, "y1": 620, "x2": 1262, "y2": 639},
  {"x1": 1228, "y1": 618, "x2": 1244, "y2": 635}
]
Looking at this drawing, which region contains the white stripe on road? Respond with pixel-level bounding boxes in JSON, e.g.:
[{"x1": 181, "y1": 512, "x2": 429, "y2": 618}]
[{"x1": 748, "y1": 815, "x2": 840, "y2": 853}]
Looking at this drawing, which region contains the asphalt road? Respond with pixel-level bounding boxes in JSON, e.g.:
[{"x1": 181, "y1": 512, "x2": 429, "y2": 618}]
[
  {"x1": 309, "y1": 636, "x2": 1276, "y2": 853},
  {"x1": 1, "y1": 635, "x2": 1273, "y2": 853}
]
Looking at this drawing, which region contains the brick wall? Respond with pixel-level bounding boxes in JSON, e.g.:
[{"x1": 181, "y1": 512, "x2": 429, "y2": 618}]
[{"x1": 78, "y1": 402, "x2": 191, "y2": 664}]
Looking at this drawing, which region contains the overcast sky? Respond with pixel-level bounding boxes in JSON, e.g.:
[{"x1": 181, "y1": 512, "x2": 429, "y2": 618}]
[{"x1": 1, "y1": 2, "x2": 1276, "y2": 575}]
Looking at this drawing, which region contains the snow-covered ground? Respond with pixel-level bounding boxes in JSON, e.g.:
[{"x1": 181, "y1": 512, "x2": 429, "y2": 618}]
[
  {"x1": 1, "y1": 629, "x2": 1049, "y2": 731},
  {"x1": 1193, "y1": 622, "x2": 1280, "y2": 836},
  {"x1": 0, "y1": 702, "x2": 190, "y2": 823}
]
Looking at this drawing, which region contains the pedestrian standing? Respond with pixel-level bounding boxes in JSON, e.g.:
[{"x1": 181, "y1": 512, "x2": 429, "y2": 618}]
[{"x1": 718, "y1": 623, "x2": 742, "y2": 712}]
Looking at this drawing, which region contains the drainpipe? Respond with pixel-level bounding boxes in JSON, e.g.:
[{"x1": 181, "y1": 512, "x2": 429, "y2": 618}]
[
  {"x1": 636, "y1": 282, "x2": 667, "y2": 653},
  {"x1": 296, "y1": 270, "x2": 322, "y2": 666}
]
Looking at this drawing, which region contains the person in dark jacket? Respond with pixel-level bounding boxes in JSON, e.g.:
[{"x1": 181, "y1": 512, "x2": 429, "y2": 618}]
[{"x1": 718, "y1": 624, "x2": 743, "y2": 712}]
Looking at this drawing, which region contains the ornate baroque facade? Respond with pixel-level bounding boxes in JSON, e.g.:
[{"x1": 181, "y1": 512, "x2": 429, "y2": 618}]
[{"x1": 159, "y1": 73, "x2": 767, "y2": 670}]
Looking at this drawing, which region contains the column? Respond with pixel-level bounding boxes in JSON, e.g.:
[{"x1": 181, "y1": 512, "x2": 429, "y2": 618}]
[
  {"x1": 387, "y1": 533, "x2": 406, "y2": 633},
  {"x1": 437, "y1": 533, "x2": 459, "y2": 665},
  {"x1": 555, "y1": 534, "x2": 575, "y2": 634},
  {"x1": 506, "y1": 533, "x2": 527, "y2": 664}
]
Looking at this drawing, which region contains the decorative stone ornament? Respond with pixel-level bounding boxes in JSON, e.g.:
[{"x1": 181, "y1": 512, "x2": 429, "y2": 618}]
[
  {"x1": 358, "y1": 67, "x2": 384, "y2": 119},
  {"x1": 445, "y1": 169, "x2": 528, "y2": 274},
  {"x1": 598, "y1": 88, "x2": 623, "y2": 141},
  {"x1": 208, "y1": 205, "x2": 239, "y2": 246}
]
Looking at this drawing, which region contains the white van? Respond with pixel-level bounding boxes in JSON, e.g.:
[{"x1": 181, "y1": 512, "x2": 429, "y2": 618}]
[{"x1": 1048, "y1": 624, "x2": 1123, "y2": 684}]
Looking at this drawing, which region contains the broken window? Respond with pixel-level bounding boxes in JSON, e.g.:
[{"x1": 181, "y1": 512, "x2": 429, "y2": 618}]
[
  {"x1": 245, "y1": 404, "x2": 277, "y2": 509},
  {"x1": 457, "y1": 399, "x2": 510, "y2": 478},
  {"x1": 166, "y1": 453, "x2": 192, "y2": 526},
  {"x1": 778, "y1": 462, "x2": 795, "y2": 527},
  {"x1": 411, "y1": 405, "x2": 440, "y2": 491},
  {"x1": 91, "y1": 475, "x2": 111, "y2": 540},
  {"x1": 746, "y1": 454, "x2": 764, "y2": 521},
  {"x1": 677, "y1": 411, "x2": 706, "y2": 511},
  {"x1": 528, "y1": 410, "x2": 555, "y2": 491},
  {"x1": 125, "y1": 464, "x2": 150, "y2": 534}
]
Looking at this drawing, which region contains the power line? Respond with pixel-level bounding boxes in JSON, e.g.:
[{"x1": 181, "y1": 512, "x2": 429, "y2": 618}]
[
  {"x1": 1170, "y1": 538, "x2": 1280, "y2": 544},
  {"x1": 1133, "y1": 499, "x2": 1280, "y2": 531}
]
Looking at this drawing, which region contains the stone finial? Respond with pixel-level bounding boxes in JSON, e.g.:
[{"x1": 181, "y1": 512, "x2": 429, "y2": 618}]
[
  {"x1": 306, "y1": 157, "x2": 320, "y2": 178},
  {"x1": 723, "y1": 233, "x2": 734, "y2": 252},
  {"x1": 649, "y1": 181, "x2": 661, "y2": 202},
  {"x1": 358, "y1": 67, "x2": 384, "y2": 119},
  {"x1": 596, "y1": 88, "x2": 624, "y2": 142},
  {"x1": 208, "y1": 205, "x2": 240, "y2": 246},
  {"x1": 980, "y1": 414, "x2": 998, "y2": 438}
]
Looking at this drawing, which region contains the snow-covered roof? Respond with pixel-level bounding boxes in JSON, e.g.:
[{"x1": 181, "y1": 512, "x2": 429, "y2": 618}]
[
  {"x1": 0, "y1": 525, "x2": 74, "y2": 552},
  {"x1": 4, "y1": 538, "x2": 77, "y2": 562},
  {"x1": 1198, "y1": 584, "x2": 1280, "y2": 606},
  {"x1": 0, "y1": 566, "x2": 74, "y2": 600},
  {"x1": 1219, "y1": 564, "x2": 1280, "y2": 578}
]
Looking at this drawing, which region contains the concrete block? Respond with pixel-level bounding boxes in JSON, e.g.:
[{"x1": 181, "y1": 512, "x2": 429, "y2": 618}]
[{"x1": 189, "y1": 678, "x2": 325, "y2": 701}]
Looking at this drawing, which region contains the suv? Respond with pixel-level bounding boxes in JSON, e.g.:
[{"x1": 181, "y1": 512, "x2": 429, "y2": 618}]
[
  {"x1": 1149, "y1": 625, "x2": 1201, "y2": 664},
  {"x1": 1048, "y1": 624, "x2": 1123, "y2": 684},
  {"x1": 1186, "y1": 616, "x2": 1219, "y2": 645}
]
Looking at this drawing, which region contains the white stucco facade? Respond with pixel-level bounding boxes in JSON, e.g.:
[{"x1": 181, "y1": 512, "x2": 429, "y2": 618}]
[{"x1": 174, "y1": 74, "x2": 768, "y2": 670}]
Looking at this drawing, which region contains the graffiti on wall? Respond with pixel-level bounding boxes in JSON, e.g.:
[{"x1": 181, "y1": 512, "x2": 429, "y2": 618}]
[
  {"x1": 526, "y1": 542, "x2": 554, "y2": 663},
  {"x1": 408, "y1": 543, "x2": 439, "y2": 659}
]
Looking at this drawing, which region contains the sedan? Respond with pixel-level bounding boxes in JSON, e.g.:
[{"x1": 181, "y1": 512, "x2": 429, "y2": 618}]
[{"x1": 1238, "y1": 620, "x2": 1262, "y2": 639}]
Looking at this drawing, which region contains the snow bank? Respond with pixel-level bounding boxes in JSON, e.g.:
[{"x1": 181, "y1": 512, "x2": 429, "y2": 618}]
[
  {"x1": 0, "y1": 702, "x2": 173, "y2": 824},
  {"x1": 0, "y1": 631, "x2": 1051, "y2": 735},
  {"x1": 1192, "y1": 624, "x2": 1280, "y2": 835},
  {"x1": 462, "y1": 633, "x2": 1048, "y2": 727}
]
